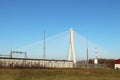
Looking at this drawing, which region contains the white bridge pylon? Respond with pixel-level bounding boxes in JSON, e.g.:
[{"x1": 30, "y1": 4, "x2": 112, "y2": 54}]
[{"x1": 68, "y1": 28, "x2": 76, "y2": 65}]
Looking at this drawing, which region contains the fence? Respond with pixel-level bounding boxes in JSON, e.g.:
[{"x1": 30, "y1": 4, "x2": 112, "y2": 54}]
[
  {"x1": 0, "y1": 57, "x2": 73, "y2": 68},
  {"x1": 77, "y1": 63, "x2": 107, "y2": 68}
]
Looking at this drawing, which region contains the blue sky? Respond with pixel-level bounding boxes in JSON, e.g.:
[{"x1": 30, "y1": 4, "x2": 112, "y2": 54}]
[{"x1": 0, "y1": 0, "x2": 120, "y2": 59}]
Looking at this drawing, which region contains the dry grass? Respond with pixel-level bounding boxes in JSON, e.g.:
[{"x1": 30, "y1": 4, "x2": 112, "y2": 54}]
[{"x1": 0, "y1": 68, "x2": 120, "y2": 80}]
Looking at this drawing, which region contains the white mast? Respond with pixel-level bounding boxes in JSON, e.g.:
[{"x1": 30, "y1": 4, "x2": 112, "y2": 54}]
[{"x1": 68, "y1": 28, "x2": 76, "y2": 65}]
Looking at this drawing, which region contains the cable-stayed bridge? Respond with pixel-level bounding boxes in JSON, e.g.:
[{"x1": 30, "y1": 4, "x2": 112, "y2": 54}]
[{"x1": 0, "y1": 29, "x2": 114, "y2": 61}]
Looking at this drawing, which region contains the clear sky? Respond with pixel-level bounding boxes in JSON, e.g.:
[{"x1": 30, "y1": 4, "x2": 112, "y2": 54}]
[{"x1": 0, "y1": 0, "x2": 120, "y2": 59}]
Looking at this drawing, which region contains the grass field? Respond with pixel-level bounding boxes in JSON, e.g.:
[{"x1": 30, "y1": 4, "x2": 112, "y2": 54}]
[{"x1": 0, "y1": 68, "x2": 120, "y2": 80}]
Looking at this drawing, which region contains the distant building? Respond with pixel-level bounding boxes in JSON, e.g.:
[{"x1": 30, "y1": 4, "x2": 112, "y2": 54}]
[{"x1": 114, "y1": 59, "x2": 120, "y2": 69}]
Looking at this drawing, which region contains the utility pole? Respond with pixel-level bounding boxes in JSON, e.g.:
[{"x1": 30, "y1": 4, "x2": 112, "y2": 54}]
[{"x1": 86, "y1": 33, "x2": 89, "y2": 68}]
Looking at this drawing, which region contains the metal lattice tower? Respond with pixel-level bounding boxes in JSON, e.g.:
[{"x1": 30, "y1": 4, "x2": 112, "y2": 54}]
[
  {"x1": 95, "y1": 48, "x2": 98, "y2": 59},
  {"x1": 43, "y1": 30, "x2": 46, "y2": 59},
  {"x1": 68, "y1": 28, "x2": 76, "y2": 65},
  {"x1": 94, "y1": 48, "x2": 98, "y2": 65}
]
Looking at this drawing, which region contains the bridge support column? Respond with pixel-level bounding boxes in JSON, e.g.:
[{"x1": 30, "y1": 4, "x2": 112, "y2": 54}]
[{"x1": 68, "y1": 28, "x2": 76, "y2": 67}]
